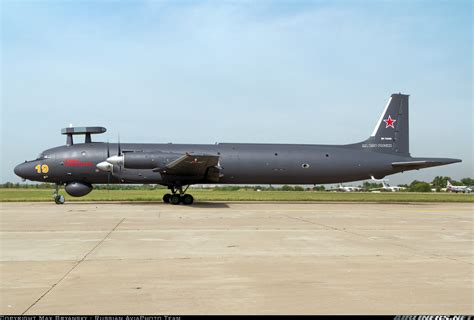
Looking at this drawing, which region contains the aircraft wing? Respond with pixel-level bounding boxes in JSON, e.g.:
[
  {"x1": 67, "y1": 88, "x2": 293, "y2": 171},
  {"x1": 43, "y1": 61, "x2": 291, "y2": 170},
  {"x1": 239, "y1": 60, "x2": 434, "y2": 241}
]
[{"x1": 155, "y1": 154, "x2": 221, "y2": 181}]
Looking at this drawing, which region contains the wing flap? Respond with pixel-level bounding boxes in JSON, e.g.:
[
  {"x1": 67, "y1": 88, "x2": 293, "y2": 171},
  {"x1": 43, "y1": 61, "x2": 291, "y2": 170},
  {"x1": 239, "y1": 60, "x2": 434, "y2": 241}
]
[{"x1": 156, "y1": 154, "x2": 220, "y2": 178}]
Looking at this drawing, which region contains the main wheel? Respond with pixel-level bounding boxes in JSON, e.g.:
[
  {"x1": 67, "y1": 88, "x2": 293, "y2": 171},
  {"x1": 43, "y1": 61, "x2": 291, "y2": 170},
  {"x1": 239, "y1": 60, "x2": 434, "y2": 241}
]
[
  {"x1": 54, "y1": 195, "x2": 65, "y2": 205},
  {"x1": 182, "y1": 194, "x2": 194, "y2": 205},
  {"x1": 163, "y1": 193, "x2": 171, "y2": 203},
  {"x1": 170, "y1": 194, "x2": 181, "y2": 205}
]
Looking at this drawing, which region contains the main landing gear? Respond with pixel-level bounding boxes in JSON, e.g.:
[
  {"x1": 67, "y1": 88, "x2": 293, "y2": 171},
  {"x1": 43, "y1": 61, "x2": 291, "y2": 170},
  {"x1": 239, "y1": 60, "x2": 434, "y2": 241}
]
[
  {"x1": 53, "y1": 184, "x2": 65, "y2": 205},
  {"x1": 162, "y1": 185, "x2": 194, "y2": 205}
]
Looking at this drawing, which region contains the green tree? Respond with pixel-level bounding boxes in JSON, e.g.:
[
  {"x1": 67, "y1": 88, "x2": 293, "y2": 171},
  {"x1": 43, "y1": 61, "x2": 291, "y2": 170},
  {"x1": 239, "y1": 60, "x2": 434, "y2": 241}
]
[
  {"x1": 281, "y1": 185, "x2": 294, "y2": 191},
  {"x1": 431, "y1": 176, "x2": 451, "y2": 191},
  {"x1": 460, "y1": 178, "x2": 474, "y2": 186},
  {"x1": 409, "y1": 180, "x2": 432, "y2": 192},
  {"x1": 362, "y1": 181, "x2": 383, "y2": 190},
  {"x1": 214, "y1": 186, "x2": 241, "y2": 191}
]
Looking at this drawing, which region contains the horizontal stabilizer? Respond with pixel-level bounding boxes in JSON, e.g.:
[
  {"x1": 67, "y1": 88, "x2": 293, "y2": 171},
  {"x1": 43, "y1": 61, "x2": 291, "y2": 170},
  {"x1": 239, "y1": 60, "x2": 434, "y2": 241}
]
[{"x1": 392, "y1": 158, "x2": 461, "y2": 171}]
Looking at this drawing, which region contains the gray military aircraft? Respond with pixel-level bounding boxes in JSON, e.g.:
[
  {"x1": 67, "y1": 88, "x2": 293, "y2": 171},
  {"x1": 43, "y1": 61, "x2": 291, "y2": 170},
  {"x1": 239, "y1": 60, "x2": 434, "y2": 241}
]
[{"x1": 14, "y1": 93, "x2": 461, "y2": 205}]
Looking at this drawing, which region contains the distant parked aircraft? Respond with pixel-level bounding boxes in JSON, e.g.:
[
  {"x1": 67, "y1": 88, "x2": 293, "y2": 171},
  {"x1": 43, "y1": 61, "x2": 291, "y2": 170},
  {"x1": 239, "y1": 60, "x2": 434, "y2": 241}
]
[
  {"x1": 370, "y1": 176, "x2": 406, "y2": 192},
  {"x1": 328, "y1": 184, "x2": 362, "y2": 192},
  {"x1": 446, "y1": 181, "x2": 472, "y2": 193}
]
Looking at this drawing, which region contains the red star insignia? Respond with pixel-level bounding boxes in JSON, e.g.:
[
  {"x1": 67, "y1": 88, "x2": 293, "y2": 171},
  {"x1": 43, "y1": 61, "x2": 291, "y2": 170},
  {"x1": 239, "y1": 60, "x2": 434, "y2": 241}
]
[{"x1": 383, "y1": 115, "x2": 396, "y2": 128}]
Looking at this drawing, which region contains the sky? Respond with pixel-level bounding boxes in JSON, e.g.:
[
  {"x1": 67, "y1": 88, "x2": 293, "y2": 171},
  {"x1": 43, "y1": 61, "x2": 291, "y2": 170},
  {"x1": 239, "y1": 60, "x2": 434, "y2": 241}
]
[{"x1": 1, "y1": 0, "x2": 472, "y2": 185}]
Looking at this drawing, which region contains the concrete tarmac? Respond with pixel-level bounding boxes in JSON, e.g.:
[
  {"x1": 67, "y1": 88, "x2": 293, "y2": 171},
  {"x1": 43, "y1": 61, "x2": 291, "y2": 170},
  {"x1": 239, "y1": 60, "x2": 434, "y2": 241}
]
[{"x1": 0, "y1": 201, "x2": 472, "y2": 314}]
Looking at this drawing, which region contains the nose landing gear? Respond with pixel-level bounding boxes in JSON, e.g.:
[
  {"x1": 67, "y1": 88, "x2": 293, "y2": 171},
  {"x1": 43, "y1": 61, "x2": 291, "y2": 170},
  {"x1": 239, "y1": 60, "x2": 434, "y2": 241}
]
[
  {"x1": 53, "y1": 184, "x2": 65, "y2": 204},
  {"x1": 162, "y1": 185, "x2": 194, "y2": 205}
]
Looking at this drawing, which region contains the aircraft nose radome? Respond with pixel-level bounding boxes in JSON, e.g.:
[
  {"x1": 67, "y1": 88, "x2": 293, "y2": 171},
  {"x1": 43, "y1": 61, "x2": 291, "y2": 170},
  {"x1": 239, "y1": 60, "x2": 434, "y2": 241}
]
[{"x1": 14, "y1": 162, "x2": 28, "y2": 179}]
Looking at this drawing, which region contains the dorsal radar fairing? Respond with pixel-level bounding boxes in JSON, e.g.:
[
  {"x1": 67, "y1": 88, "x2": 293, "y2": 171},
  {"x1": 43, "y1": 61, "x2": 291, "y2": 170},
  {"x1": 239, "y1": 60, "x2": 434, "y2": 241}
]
[{"x1": 61, "y1": 126, "x2": 106, "y2": 145}]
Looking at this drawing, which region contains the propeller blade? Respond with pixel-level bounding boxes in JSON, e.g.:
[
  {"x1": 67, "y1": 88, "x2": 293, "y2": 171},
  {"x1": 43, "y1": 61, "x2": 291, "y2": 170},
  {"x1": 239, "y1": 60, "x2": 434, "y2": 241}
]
[
  {"x1": 118, "y1": 134, "x2": 121, "y2": 156},
  {"x1": 107, "y1": 140, "x2": 111, "y2": 189}
]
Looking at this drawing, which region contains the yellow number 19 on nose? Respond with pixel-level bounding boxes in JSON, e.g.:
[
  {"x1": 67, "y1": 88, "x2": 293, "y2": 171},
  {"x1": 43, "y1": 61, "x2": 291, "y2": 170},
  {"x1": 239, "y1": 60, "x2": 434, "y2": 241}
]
[{"x1": 35, "y1": 164, "x2": 49, "y2": 173}]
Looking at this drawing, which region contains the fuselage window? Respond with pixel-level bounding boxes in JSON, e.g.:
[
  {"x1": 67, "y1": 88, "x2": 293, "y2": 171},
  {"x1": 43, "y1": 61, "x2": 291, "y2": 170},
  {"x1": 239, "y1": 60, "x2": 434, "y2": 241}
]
[{"x1": 302, "y1": 163, "x2": 310, "y2": 169}]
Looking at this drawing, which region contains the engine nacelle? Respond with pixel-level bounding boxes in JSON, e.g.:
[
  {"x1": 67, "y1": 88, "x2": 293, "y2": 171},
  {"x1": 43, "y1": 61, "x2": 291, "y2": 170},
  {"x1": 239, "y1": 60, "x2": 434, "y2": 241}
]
[
  {"x1": 123, "y1": 152, "x2": 181, "y2": 169},
  {"x1": 65, "y1": 182, "x2": 93, "y2": 197}
]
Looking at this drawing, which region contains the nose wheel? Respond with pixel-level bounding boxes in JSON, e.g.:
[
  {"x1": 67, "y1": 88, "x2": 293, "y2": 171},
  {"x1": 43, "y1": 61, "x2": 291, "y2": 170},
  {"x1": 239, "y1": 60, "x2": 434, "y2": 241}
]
[
  {"x1": 54, "y1": 195, "x2": 65, "y2": 204},
  {"x1": 53, "y1": 184, "x2": 65, "y2": 204},
  {"x1": 163, "y1": 186, "x2": 194, "y2": 205}
]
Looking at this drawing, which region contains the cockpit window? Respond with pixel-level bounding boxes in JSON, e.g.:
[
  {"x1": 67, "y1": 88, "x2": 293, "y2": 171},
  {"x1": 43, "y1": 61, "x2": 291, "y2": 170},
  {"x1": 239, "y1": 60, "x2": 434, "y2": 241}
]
[{"x1": 36, "y1": 153, "x2": 49, "y2": 160}]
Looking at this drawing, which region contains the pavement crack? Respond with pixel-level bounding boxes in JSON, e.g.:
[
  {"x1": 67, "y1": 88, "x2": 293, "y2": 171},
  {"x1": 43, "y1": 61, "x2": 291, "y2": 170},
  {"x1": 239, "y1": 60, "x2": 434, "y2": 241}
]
[
  {"x1": 285, "y1": 215, "x2": 365, "y2": 238},
  {"x1": 285, "y1": 215, "x2": 473, "y2": 266},
  {"x1": 21, "y1": 218, "x2": 125, "y2": 315}
]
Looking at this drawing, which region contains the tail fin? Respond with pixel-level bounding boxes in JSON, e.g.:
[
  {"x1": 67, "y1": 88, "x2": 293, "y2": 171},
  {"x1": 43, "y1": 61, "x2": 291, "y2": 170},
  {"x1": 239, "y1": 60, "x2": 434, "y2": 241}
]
[
  {"x1": 447, "y1": 180, "x2": 452, "y2": 187},
  {"x1": 361, "y1": 93, "x2": 410, "y2": 155}
]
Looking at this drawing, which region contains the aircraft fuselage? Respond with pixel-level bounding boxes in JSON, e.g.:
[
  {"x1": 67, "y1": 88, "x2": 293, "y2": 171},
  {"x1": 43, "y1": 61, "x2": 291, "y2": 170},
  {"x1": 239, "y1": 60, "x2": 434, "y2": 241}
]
[{"x1": 15, "y1": 142, "x2": 417, "y2": 186}]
